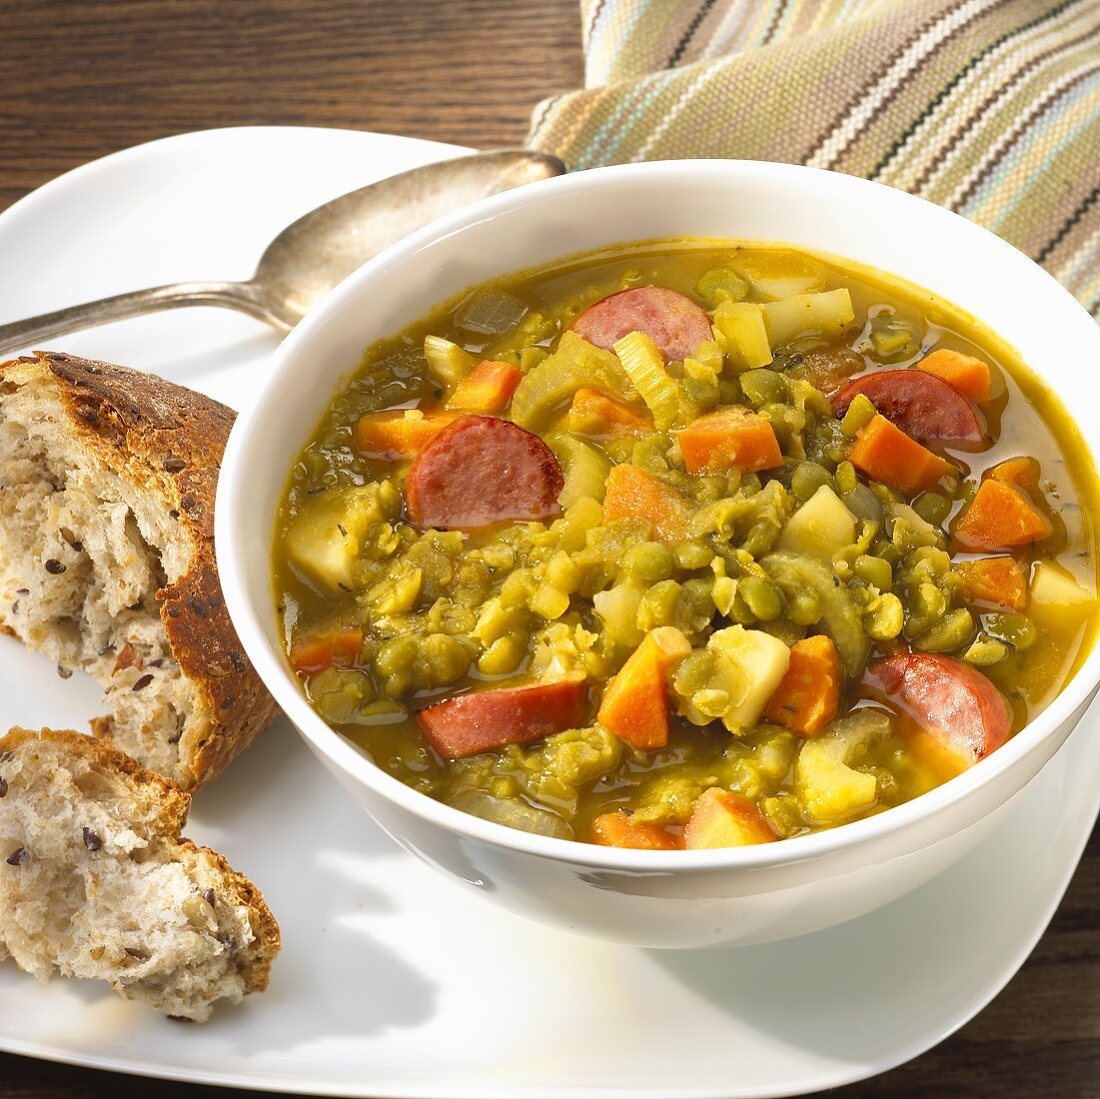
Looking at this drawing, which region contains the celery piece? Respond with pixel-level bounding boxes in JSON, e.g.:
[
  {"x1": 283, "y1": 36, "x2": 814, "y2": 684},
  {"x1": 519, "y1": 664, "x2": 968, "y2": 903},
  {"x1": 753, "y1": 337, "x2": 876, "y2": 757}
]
[
  {"x1": 511, "y1": 330, "x2": 631, "y2": 430},
  {"x1": 548, "y1": 434, "x2": 612, "y2": 507},
  {"x1": 423, "y1": 335, "x2": 476, "y2": 387},
  {"x1": 712, "y1": 300, "x2": 773, "y2": 370},
  {"x1": 455, "y1": 288, "x2": 527, "y2": 336},
  {"x1": 613, "y1": 330, "x2": 689, "y2": 430}
]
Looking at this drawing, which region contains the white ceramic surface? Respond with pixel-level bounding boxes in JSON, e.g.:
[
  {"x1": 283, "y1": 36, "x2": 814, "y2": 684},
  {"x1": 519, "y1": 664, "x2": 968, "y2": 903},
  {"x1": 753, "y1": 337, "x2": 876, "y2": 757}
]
[
  {"x1": 218, "y1": 157, "x2": 1100, "y2": 950},
  {"x1": 1, "y1": 127, "x2": 1097, "y2": 1097}
]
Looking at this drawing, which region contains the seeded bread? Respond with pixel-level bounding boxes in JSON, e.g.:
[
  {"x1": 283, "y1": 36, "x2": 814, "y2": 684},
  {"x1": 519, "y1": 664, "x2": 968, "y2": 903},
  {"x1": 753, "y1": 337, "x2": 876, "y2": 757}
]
[
  {"x1": 0, "y1": 727, "x2": 279, "y2": 1021},
  {"x1": 0, "y1": 351, "x2": 279, "y2": 789}
]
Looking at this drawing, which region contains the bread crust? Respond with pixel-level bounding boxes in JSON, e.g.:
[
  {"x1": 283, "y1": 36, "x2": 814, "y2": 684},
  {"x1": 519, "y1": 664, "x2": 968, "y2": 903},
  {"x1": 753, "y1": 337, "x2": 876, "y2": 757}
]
[
  {"x1": 0, "y1": 726, "x2": 280, "y2": 1000},
  {"x1": 0, "y1": 352, "x2": 280, "y2": 788}
]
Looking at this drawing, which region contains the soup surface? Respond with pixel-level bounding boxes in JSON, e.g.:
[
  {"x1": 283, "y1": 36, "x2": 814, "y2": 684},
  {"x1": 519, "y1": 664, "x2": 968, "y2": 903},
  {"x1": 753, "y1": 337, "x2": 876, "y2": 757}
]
[{"x1": 272, "y1": 241, "x2": 1099, "y2": 849}]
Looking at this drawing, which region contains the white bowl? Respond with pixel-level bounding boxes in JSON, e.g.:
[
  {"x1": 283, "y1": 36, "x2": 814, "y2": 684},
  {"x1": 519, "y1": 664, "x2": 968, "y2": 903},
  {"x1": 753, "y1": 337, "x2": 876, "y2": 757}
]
[{"x1": 216, "y1": 160, "x2": 1100, "y2": 949}]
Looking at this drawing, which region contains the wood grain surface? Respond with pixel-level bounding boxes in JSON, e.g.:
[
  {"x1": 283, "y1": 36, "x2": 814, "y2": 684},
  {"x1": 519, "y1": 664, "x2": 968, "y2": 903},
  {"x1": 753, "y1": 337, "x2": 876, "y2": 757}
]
[{"x1": 0, "y1": 1, "x2": 1096, "y2": 1096}]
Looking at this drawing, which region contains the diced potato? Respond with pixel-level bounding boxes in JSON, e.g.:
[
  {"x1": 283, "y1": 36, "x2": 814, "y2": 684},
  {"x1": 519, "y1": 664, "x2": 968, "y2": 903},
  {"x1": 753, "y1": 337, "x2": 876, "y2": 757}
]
[
  {"x1": 729, "y1": 250, "x2": 826, "y2": 302},
  {"x1": 706, "y1": 626, "x2": 791, "y2": 728},
  {"x1": 285, "y1": 486, "x2": 396, "y2": 593},
  {"x1": 711, "y1": 301, "x2": 773, "y2": 370},
  {"x1": 761, "y1": 289, "x2": 855, "y2": 348},
  {"x1": 777, "y1": 485, "x2": 856, "y2": 563},
  {"x1": 549, "y1": 434, "x2": 612, "y2": 507},
  {"x1": 1029, "y1": 562, "x2": 1095, "y2": 622},
  {"x1": 795, "y1": 711, "x2": 890, "y2": 824},
  {"x1": 593, "y1": 583, "x2": 645, "y2": 647},
  {"x1": 683, "y1": 788, "x2": 776, "y2": 849}
]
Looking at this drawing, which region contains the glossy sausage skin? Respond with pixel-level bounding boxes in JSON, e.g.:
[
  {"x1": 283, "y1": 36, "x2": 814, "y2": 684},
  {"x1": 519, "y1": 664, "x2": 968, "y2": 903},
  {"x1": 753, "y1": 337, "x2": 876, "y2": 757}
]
[
  {"x1": 417, "y1": 678, "x2": 588, "y2": 759},
  {"x1": 405, "y1": 415, "x2": 563, "y2": 530},
  {"x1": 832, "y1": 369, "x2": 984, "y2": 443},
  {"x1": 572, "y1": 286, "x2": 712, "y2": 360},
  {"x1": 871, "y1": 653, "x2": 1012, "y2": 765}
]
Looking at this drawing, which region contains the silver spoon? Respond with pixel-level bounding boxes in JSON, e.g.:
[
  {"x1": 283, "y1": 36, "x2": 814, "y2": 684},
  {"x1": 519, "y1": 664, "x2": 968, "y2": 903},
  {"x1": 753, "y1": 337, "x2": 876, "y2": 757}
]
[{"x1": 0, "y1": 149, "x2": 566, "y2": 355}]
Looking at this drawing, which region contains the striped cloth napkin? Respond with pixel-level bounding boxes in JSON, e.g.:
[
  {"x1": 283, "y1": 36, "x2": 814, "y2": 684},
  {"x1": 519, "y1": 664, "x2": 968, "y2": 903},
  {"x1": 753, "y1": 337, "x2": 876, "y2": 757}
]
[{"x1": 527, "y1": 0, "x2": 1100, "y2": 319}]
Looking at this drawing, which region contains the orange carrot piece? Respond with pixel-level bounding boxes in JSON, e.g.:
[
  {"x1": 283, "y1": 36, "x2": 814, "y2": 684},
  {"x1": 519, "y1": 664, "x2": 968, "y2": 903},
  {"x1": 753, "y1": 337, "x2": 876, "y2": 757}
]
[
  {"x1": 848, "y1": 414, "x2": 954, "y2": 495},
  {"x1": 446, "y1": 359, "x2": 523, "y2": 415},
  {"x1": 602, "y1": 464, "x2": 693, "y2": 546},
  {"x1": 763, "y1": 635, "x2": 842, "y2": 738},
  {"x1": 568, "y1": 386, "x2": 652, "y2": 437},
  {"x1": 990, "y1": 455, "x2": 1041, "y2": 495},
  {"x1": 597, "y1": 627, "x2": 692, "y2": 751},
  {"x1": 592, "y1": 811, "x2": 680, "y2": 850},
  {"x1": 954, "y1": 479, "x2": 1052, "y2": 550},
  {"x1": 678, "y1": 406, "x2": 783, "y2": 475},
  {"x1": 916, "y1": 349, "x2": 992, "y2": 402},
  {"x1": 683, "y1": 788, "x2": 776, "y2": 849},
  {"x1": 355, "y1": 409, "x2": 455, "y2": 459},
  {"x1": 290, "y1": 626, "x2": 364, "y2": 675},
  {"x1": 955, "y1": 557, "x2": 1030, "y2": 611}
]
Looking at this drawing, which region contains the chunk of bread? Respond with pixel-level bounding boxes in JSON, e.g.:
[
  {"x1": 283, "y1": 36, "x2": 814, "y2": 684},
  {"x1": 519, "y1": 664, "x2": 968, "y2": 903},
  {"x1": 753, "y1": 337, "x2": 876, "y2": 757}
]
[
  {"x1": 0, "y1": 727, "x2": 279, "y2": 1021},
  {"x1": 0, "y1": 351, "x2": 279, "y2": 789}
]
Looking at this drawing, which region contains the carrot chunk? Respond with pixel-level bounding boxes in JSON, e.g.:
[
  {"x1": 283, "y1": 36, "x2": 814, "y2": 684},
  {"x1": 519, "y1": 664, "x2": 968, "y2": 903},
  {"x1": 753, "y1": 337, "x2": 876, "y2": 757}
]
[
  {"x1": 990, "y1": 455, "x2": 1041, "y2": 495},
  {"x1": 678, "y1": 406, "x2": 784, "y2": 475},
  {"x1": 602, "y1": 464, "x2": 693, "y2": 546},
  {"x1": 954, "y1": 479, "x2": 1052, "y2": 550},
  {"x1": 446, "y1": 359, "x2": 523, "y2": 415},
  {"x1": 848, "y1": 414, "x2": 954, "y2": 495},
  {"x1": 683, "y1": 788, "x2": 776, "y2": 849},
  {"x1": 763, "y1": 635, "x2": 842, "y2": 738},
  {"x1": 916, "y1": 349, "x2": 992, "y2": 402},
  {"x1": 568, "y1": 386, "x2": 652, "y2": 437},
  {"x1": 597, "y1": 627, "x2": 692, "y2": 751},
  {"x1": 954, "y1": 556, "x2": 1029, "y2": 611},
  {"x1": 592, "y1": 811, "x2": 680, "y2": 850},
  {"x1": 355, "y1": 409, "x2": 455, "y2": 459},
  {"x1": 290, "y1": 626, "x2": 364, "y2": 675}
]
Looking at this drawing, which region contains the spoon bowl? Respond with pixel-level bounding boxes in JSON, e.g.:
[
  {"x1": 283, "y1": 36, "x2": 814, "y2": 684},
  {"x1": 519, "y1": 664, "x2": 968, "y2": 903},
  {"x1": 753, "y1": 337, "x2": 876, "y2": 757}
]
[{"x1": 0, "y1": 149, "x2": 565, "y2": 354}]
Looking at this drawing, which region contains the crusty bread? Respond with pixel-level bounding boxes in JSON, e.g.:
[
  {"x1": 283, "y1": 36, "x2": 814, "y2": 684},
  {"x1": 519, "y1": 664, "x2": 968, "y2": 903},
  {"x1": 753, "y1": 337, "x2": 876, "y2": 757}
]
[
  {"x1": 0, "y1": 351, "x2": 279, "y2": 789},
  {"x1": 0, "y1": 727, "x2": 279, "y2": 1020}
]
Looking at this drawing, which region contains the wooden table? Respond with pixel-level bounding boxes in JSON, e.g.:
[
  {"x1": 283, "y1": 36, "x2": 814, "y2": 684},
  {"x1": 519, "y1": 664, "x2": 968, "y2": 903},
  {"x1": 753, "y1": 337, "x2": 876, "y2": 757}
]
[{"x1": 0, "y1": 1, "x2": 1096, "y2": 1095}]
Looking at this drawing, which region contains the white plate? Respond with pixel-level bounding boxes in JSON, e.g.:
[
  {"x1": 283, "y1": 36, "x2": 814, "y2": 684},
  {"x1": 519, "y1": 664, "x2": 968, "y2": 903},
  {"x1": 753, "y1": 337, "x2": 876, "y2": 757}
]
[{"x1": 0, "y1": 126, "x2": 1096, "y2": 1098}]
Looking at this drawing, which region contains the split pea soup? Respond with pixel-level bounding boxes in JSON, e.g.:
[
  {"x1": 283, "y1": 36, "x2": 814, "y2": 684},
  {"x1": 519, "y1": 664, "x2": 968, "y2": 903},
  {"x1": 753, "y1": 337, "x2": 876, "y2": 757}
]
[{"x1": 272, "y1": 241, "x2": 1099, "y2": 850}]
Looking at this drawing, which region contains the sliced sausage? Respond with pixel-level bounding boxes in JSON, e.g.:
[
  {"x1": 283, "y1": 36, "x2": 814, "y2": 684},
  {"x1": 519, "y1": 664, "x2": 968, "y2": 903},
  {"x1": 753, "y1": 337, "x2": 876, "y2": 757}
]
[
  {"x1": 417, "y1": 677, "x2": 588, "y2": 759},
  {"x1": 405, "y1": 415, "x2": 563, "y2": 530},
  {"x1": 572, "y1": 286, "x2": 712, "y2": 361},
  {"x1": 832, "y1": 369, "x2": 984, "y2": 443},
  {"x1": 870, "y1": 653, "x2": 1012, "y2": 765}
]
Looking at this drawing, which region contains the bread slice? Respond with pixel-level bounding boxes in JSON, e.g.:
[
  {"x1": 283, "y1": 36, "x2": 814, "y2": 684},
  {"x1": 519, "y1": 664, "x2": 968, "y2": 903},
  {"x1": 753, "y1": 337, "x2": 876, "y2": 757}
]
[
  {"x1": 0, "y1": 351, "x2": 279, "y2": 789},
  {"x1": 0, "y1": 727, "x2": 279, "y2": 1021}
]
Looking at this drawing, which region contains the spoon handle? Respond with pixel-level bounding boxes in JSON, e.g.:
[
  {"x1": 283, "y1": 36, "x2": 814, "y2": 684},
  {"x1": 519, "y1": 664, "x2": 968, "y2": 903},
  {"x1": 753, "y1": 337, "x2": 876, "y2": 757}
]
[{"x1": 0, "y1": 280, "x2": 284, "y2": 357}]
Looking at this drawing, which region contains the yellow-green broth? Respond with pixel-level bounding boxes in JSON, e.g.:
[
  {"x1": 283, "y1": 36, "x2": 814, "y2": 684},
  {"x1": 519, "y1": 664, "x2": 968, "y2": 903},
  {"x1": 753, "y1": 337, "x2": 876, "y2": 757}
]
[{"x1": 272, "y1": 241, "x2": 1100, "y2": 847}]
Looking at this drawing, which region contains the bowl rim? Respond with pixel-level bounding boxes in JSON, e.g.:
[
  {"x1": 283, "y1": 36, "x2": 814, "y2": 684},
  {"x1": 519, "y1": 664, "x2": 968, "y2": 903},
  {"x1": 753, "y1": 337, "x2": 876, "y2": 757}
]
[{"x1": 216, "y1": 157, "x2": 1100, "y2": 871}]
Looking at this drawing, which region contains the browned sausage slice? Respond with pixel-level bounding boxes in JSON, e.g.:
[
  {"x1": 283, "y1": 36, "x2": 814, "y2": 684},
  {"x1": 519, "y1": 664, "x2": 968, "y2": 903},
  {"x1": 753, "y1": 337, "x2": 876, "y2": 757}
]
[
  {"x1": 417, "y1": 678, "x2": 588, "y2": 759},
  {"x1": 405, "y1": 415, "x2": 563, "y2": 530},
  {"x1": 833, "y1": 369, "x2": 984, "y2": 443},
  {"x1": 870, "y1": 653, "x2": 1011, "y2": 765},
  {"x1": 573, "y1": 286, "x2": 712, "y2": 360}
]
